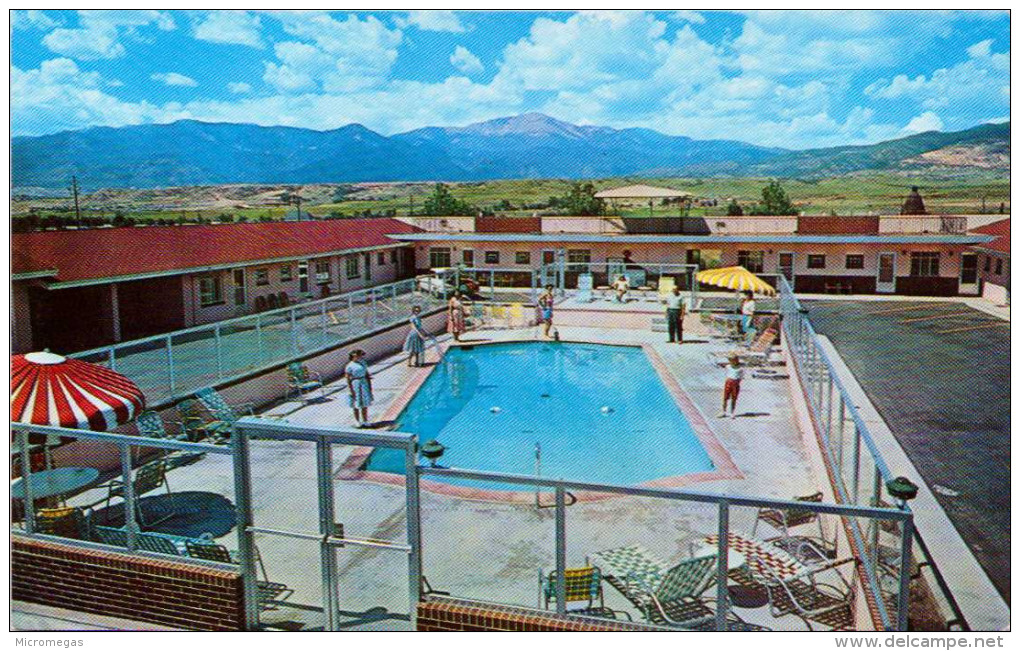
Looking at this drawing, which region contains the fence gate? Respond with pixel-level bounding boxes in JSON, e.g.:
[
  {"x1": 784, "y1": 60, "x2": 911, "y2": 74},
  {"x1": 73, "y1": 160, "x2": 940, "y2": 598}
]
[{"x1": 232, "y1": 419, "x2": 421, "y2": 631}]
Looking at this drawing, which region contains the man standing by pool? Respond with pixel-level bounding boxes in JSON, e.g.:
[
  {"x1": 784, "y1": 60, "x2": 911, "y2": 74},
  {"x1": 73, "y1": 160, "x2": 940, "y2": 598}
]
[
  {"x1": 664, "y1": 285, "x2": 685, "y2": 343},
  {"x1": 538, "y1": 284, "x2": 555, "y2": 338}
]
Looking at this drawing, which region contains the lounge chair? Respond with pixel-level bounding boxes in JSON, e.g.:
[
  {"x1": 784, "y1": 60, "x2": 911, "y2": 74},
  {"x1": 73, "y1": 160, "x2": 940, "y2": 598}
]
[
  {"x1": 576, "y1": 273, "x2": 594, "y2": 303},
  {"x1": 185, "y1": 539, "x2": 293, "y2": 606},
  {"x1": 194, "y1": 387, "x2": 259, "y2": 441},
  {"x1": 753, "y1": 492, "x2": 836, "y2": 564},
  {"x1": 704, "y1": 533, "x2": 856, "y2": 630},
  {"x1": 709, "y1": 327, "x2": 779, "y2": 367},
  {"x1": 287, "y1": 362, "x2": 325, "y2": 403},
  {"x1": 36, "y1": 506, "x2": 90, "y2": 540},
  {"x1": 136, "y1": 410, "x2": 191, "y2": 442},
  {"x1": 92, "y1": 459, "x2": 176, "y2": 528},
  {"x1": 590, "y1": 545, "x2": 765, "y2": 630},
  {"x1": 277, "y1": 291, "x2": 290, "y2": 307},
  {"x1": 508, "y1": 303, "x2": 526, "y2": 328},
  {"x1": 177, "y1": 398, "x2": 229, "y2": 442},
  {"x1": 267, "y1": 293, "x2": 280, "y2": 310},
  {"x1": 254, "y1": 295, "x2": 267, "y2": 312}
]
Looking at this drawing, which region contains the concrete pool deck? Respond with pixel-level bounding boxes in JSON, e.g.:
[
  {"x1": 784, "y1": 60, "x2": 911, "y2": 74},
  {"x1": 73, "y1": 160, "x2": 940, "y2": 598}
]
[{"x1": 70, "y1": 314, "x2": 837, "y2": 631}]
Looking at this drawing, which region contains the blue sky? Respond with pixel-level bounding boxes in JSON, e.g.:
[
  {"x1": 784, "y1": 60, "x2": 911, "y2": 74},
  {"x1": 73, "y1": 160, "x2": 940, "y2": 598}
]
[{"x1": 10, "y1": 10, "x2": 1010, "y2": 148}]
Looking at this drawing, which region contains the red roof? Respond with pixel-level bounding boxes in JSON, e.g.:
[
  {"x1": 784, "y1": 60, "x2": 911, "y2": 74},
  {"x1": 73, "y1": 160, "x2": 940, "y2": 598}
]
[
  {"x1": 972, "y1": 218, "x2": 1010, "y2": 254},
  {"x1": 12, "y1": 219, "x2": 417, "y2": 284}
]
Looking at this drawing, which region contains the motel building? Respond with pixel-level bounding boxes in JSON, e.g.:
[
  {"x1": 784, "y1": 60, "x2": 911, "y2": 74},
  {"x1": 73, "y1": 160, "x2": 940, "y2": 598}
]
[
  {"x1": 12, "y1": 218, "x2": 418, "y2": 354},
  {"x1": 395, "y1": 213, "x2": 1002, "y2": 298},
  {"x1": 12, "y1": 213, "x2": 1007, "y2": 356}
]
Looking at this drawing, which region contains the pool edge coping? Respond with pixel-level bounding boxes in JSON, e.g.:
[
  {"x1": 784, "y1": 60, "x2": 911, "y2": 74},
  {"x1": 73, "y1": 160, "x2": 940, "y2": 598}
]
[{"x1": 337, "y1": 335, "x2": 743, "y2": 503}]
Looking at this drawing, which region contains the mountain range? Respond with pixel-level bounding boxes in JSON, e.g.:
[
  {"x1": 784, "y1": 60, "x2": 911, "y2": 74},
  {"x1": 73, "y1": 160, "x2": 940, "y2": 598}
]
[{"x1": 11, "y1": 113, "x2": 1009, "y2": 191}]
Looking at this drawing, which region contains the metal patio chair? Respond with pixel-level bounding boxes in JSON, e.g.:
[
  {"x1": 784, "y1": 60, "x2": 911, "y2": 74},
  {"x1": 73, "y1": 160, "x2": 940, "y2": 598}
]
[
  {"x1": 286, "y1": 362, "x2": 325, "y2": 403},
  {"x1": 752, "y1": 492, "x2": 837, "y2": 564},
  {"x1": 590, "y1": 545, "x2": 766, "y2": 630},
  {"x1": 185, "y1": 538, "x2": 293, "y2": 607},
  {"x1": 94, "y1": 459, "x2": 177, "y2": 528}
]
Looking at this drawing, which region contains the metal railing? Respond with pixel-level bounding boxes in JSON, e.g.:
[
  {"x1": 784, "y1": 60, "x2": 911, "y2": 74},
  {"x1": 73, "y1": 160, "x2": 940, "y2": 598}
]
[
  {"x1": 776, "y1": 275, "x2": 968, "y2": 630},
  {"x1": 417, "y1": 465, "x2": 911, "y2": 631},
  {"x1": 69, "y1": 278, "x2": 446, "y2": 405},
  {"x1": 540, "y1": 262, "x2": 700, "y2": 306}
]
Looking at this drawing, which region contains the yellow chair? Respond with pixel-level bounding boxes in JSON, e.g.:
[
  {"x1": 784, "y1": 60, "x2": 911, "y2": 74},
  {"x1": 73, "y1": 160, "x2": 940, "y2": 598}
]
[
  {"x1": 489, "y1": 305, "x2": 506, "y2": 327},
  {"x1": 509, "y1": 303, "x2": 525, "y2": 328},
  {"x1": 658, "y1": 276, "x2": 676, "y2": 299}
]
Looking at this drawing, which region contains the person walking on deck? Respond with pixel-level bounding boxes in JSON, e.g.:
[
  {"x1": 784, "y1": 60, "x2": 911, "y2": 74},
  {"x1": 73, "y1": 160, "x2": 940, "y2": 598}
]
[
  {"x1": 664, "y1": 285, "x2": 685, "y2": 343},
  {"x1": 447, "y1": 291, "x2": 467, "y2": 341},
  {"x1": 740, "y1": 291, "x2": 756, "y2": 342},
  {"x1": 718, "y1": 354, "x2": 744, "y2": 419},
  {"x1": 345, "y1": 349, "x2": 374, "y2": 427},
  {"x1": 538, "y1": 284, "x2": 556, "y2": 338},
  {"x1": 403, "y1": 305, "x2": 428, "y2": 367}
]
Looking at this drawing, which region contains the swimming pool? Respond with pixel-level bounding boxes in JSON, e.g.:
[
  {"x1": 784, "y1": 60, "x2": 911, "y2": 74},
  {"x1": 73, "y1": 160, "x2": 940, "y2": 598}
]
[{"x1": 365, "y1": 341, "x2": 716, "y2": 490}]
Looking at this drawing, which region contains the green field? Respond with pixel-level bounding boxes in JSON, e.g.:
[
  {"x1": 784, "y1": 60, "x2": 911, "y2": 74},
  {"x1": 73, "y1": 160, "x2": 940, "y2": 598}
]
[{"x1": 12, "y1": 172, "x2": 1010, "y2": 224}]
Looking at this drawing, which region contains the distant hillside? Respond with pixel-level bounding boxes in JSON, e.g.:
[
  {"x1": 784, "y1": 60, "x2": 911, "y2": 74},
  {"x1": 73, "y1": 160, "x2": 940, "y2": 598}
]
[
  {"x1": 10, "y1": 114, "x2": 1009, "y2": 191},
  {"x1": 747, "y1": 122, "x2": 1010, "y2": 177}
]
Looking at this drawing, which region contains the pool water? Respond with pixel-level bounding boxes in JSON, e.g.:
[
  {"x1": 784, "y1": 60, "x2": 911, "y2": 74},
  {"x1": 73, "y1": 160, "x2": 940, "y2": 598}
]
[{"x1": 366, "y1": 342, "x2": 714, "y2": 489}]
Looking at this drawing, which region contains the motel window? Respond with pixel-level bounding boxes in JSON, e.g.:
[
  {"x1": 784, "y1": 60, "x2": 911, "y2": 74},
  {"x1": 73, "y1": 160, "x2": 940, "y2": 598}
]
[
  {"x1": 515, "y1": 251, "x2": 531, "y2": 265},
  {"x1": 390, "y1": 250, "x2": 398, "y2": 264},
  {"x1": 280, "y1": 265, "x2": 293, "y2": 282},
  {"x1": 254, "y1": 269, "x2": 270, "y2": 286},
  {"x1": 429, "y1": 247, "x2": 451, "y2": 268},
  {"x1": 378, "y1": 251, "x2": 387, "y2": 265},
  {"x1": 984, "y1": 256, "x2": 992, "y2": 272},
  {"x1": 315, "y1": 260, "x2": 332, "y2": 284},
  {"x1": 737, "y1": 250, "x2": 765, "y2": 274},
  {"x1": 909, "y1": 252, "x2": 940, "y2": 277},
  {"x1": 845, "y1": 254, "x2": 865, "y2": 270},
  {"x1": 462, "y1": 249, "x2": 474, "y2": 266},
  {"x1": 996, "y1": 259, "x2": 1003, "y2": 275},
  {"x1": 567, "y1": 250, "x2": 591, "y2": 264},
  {"x1": 198, "y1": 276, "x2": 223, "y2": 307},
  {"x1": 485, "y1": 251, "x2": 500, "y2": 264},
  {"x1": 344, "y1": 256, "x2": 360, "y2": 280},
  {"x1": 807, "y1": 254, "x2": 827, "y2": 269}
]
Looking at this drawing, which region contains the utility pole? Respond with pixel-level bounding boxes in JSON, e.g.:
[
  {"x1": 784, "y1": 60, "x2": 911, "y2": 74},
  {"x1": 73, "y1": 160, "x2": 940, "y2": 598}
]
[{"x1": 69, "y1": 175, "x2": 81, "y2": 228}]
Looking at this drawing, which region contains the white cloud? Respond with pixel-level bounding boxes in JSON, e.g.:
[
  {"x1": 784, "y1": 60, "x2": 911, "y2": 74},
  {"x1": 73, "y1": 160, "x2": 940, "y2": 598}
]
[
  {"x1": 227, "y1": 82, "x2": 253, "y2": 94},
  {"x1": 151, "y1": 72, "x2": 199, "y2": 87},
  {"x1": 264, "y1": 12, "x2": 403, "y2": 93},
  {"x1": 12, "y1": 10, "x2": 57, "y2": 30},
  {"x1": 966, "y1": 39, "x2": 993, "y2": 58},
  {"x1": 902, "y1": 111, "x2": 944, "y2": 134},
  {"x1": 396, "y1": 11, "x2": 466, "y2": 33},
  {"x1": 450, "y1": 46, "x2": 483, "y2": 75},
  {"x1": 671, "y1": 11, "x2": 705, "y2": 25},
  {"x1": 41, "y1": 10, "x2": 175, "y2": 60},
  {"x1": 12, "y1": 58, "x2": 160, "y2": 135},
  {"x1": 193, "y1": 11, "x2": 262, "y2": 48}
]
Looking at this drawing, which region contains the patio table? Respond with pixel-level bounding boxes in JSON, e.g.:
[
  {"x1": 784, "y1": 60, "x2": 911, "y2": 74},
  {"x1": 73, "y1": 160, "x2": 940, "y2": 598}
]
[{"x1": 11, "y1": 467, "x2": 100, "y2": 501}]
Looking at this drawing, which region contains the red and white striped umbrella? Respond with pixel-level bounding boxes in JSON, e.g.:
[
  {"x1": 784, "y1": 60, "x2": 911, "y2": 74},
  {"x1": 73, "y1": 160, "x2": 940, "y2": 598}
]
[{"x1": 11, "y1": 351, "x2": 146, "y2": 431}]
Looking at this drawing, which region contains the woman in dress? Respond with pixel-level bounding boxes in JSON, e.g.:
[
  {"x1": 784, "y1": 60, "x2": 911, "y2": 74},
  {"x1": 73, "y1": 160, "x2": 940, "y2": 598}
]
[
  {"x1": 538, "y1": 284, "x2": 555, "y2": 338},
  {"x1": 344, "y1": 349, "x2": 373, "y2": 427},
  {"x1": 403, "y1": 306, "x2": 428, "y2": 367},
  {"x1": 447, "y1": 291, "x2": 467, "y2": 341}
]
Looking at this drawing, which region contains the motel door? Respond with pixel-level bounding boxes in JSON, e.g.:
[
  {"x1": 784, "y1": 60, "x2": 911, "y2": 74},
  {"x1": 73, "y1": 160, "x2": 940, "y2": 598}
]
[
  {"x1": 298, "y1": 261, "x2": 309, "y2": 294},
  {"x1": 363, "y1": 252, "x2": 372, "y2": 282},
  {"x1": 959, "y1": 252, "x2": 979, "y2": 295},
  {"x1": 877, "y1": 252, "x2": 896, "y2": 293},
  {"x1": 233, "y1": 269, "x2": 247, "y2": 308},
  {"x1": 778, "y1": 252, "x2": 795, "y2": 287}
]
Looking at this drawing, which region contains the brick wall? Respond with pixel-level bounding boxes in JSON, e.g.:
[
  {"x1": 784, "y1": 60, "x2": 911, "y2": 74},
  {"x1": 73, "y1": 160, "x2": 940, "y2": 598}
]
[
  {"x1": 12, "y1": 535, "x2": 246, "y2": 631},
  {"x1": 417, "y1": 596, "x2": 658, "y2": 631}
]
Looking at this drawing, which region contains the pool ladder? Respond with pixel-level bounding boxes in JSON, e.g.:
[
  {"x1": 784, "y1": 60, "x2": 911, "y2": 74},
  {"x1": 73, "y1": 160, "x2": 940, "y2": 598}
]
[{"x1": 533, "y1": 442, "x2": 577, "y2": 509}]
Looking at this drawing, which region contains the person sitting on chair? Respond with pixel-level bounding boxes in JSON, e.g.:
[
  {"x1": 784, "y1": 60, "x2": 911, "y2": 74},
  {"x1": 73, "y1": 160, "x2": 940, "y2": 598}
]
[{"x1": 613, "y1": 275, "x2": 630, "y2": 302}]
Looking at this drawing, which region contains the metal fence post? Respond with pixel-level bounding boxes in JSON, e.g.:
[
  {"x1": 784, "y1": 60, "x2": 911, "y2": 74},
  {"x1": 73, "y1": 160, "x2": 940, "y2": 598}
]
[
  {"x1": 18, "y1": 429, "x2": 36, "y2": 534},
  {"x1": 231, "y1": 425, "x2": 261, "y2": 630},
  {"x1": 214, "y1": 325, "x2": 224, "y2": 380},
  {"x1": 321, "y1": 302, "x2": 328, "y2": 342},
  {"x1": 715, "y1": 500, "x2": 730, "y2": 631},
  {"x1": 165, "y1": 335, "x2": 176, "y2": 398},
  {"x1": 405, "y1": 438, "x2": 422, "y2": 629},
  {"x1": 108, "y1": 348, "x2": 117, "y2": 372},
  {"x1": 554, "y1": 485, "x2": 567, "y2": 615},
  {"x1": 257, "y1": 314, "x2": 265, "y2": 365},
  {"x1": 897, "y1": 516, "x2": 915, "y2": 631},
  {"x1": 290, "y1": 308, "x2": 299, "y2": 356},
  {"x1": 852, "y1": 426, "x2": 862, "y2": 503},
  {"x1": 316, "y1": 437, "x2": 340, "y2": 631},
  {"x1": 119, "y1": 442, "x2": 138, "y2": 551},
  {"x1": 836, "y1": 395, "x2": 846, "y2": 467}
]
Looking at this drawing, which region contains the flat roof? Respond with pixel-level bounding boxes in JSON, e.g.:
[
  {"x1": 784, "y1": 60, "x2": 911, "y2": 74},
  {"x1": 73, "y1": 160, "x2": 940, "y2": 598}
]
[
  {"x1": 13, "y1": 219, "x2": 418, "y2": 287},
  {"x1": 390, "y1": 232, "x2": 994, "y2": 245}
]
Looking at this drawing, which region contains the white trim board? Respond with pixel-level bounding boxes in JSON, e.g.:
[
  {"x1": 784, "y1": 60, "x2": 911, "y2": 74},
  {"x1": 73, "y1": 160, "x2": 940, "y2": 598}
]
[{"x1": 816, "y1": 335, "x2": 1009, "y2": 631}]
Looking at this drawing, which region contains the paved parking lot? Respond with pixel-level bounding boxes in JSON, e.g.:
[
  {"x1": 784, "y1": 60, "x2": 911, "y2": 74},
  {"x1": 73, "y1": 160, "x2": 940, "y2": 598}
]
[{"x1": 804, "y1": 300, "x2": 1010, "y2": 604}]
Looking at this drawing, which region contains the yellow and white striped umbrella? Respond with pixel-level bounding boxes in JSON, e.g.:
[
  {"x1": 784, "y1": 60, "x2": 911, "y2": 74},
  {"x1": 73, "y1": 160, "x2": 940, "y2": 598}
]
[{"x1": 695, "y1": 266, "x2": 776, "y2": 296}]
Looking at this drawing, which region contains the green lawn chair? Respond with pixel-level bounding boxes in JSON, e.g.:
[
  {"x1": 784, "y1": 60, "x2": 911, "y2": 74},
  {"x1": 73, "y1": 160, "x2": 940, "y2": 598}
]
[
  {"x1": 177, "y1": 398, "x2": 230, "y2": 442},
  {"x1": 185, "y1": 538, "x2": 293, "y2": 607},
  {"x1": 94, "y1": 460, "x2": 176, "y2": 528},
  {"x1": 286, "y1": 363, "x2": 325, "y2": 403},
  {"x1": 591, "y1": 545, "x2": 766, "y2": 630},
  {"x1": 135, "y1": 410, "x2": 191, "y2": 442},
  {"x1": 538, "y1": 565, "x2": 628, "y2": 620}
]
